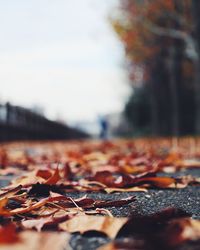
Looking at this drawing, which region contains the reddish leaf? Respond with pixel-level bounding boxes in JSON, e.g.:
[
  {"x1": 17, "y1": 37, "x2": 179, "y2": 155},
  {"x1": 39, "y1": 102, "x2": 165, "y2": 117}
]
[
  {"x1": 45, "y1": 167, "x2": 61, "y2": 185},
  {"x1": 0, "y1": 224, "x2": 20, "y2": 244},
  {"x1": 36, "y1": 169, "x2": 52, "y2": 180},
  {"x1": 164, "y1": 218, "x2": 200, "y2": 246}
]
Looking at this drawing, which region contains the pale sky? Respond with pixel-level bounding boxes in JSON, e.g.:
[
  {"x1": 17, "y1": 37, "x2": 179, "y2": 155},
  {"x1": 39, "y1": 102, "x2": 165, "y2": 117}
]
[{"x1": 0, "y1": 0, "x2": 129, "y2": 124}]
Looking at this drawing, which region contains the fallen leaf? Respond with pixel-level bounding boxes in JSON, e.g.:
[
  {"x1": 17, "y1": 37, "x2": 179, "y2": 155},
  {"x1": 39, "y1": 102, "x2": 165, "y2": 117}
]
[
  {"x1": 0, "y1": 231, "x2": 70, "y2": 250},
  {"x1": 135, "y1": 176, "x2": 175, "y2": 188},
  {"x1": 10, "y1": 171, "x2": 44, "y2": 187},
  {"x1": 0, "y1": 185, "x2": 22, "y2": 200},
  {"x1": 0, "y1": 224, "x2": 20, "y2": 244},
  {"x1": 59, "y1": 215, "x2": 128, "y2": 239},
  {"x1": 21, "y1": 217, "x2": 53, "y2": 231},
  {"x1": 28, "y1": 183, "x2": 64, "y2": 197},
  {"x1": 45, "y1": 167, "x2": 61, "y2": 185},
  {"x1": 118, "y1": 207, "x2": 190, "y2": 235},
  {"x1": 94, "y1": 196, "x2": 136, "y2": 208},
  {"x1": 164, "y1": 218, "x2": 200, "y2": 246},
  {"x1": 0, "y1": 197, "x2": 10, "y2": 216},
  {"x1": 104, "y1": 187, "x2": 147, "y2": 193},
  {"x1": 7, "y1": 194, "x2": 69, "y2": 215},
  {"x1": 36, "y1": 169, "x2": 52, "y2": 180}
]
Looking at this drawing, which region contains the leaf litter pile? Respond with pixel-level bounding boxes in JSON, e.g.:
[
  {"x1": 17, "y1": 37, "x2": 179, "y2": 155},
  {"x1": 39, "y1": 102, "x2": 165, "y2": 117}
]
[{"x1": 0, "y1": 138, "x2": 199, "y2": 250}]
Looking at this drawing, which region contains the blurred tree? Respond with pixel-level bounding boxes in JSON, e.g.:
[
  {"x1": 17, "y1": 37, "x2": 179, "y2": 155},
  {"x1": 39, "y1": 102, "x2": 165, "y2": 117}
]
[
  {"x1": 112, "y1": 0, "x2": 199, "y2": 136},
  {"x1": 125, "y1": 87, "x2": 152, "y2": 135},
  {"x1": 192, "y1": 0, "x2": 200, "y2": 134}
]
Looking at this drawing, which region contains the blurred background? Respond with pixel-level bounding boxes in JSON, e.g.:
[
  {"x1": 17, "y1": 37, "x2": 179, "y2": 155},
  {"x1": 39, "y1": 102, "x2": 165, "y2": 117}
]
[{"x1": 0, "y1": 0, "x2": 200, "y2": 140}]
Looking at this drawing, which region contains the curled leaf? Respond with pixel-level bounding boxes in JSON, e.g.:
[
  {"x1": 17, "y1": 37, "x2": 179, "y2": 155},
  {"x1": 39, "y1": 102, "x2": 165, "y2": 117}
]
[{"x1": 45, "y1": 167, "x2": 61, "y2": 185}]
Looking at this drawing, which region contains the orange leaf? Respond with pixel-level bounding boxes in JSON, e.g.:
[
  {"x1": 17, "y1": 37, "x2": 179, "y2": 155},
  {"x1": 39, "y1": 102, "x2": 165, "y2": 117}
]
[
  {"x1": 36, "y1": 169, "x2": 52, "y2": 180},
  {"x1": 45, "y1": 167, "x2": 61, "y2": 185},
  {"x1": 137, "y1": 176, "x2": 175, "y2": 188},
  {"x1": 8, "y1": 198, "x2": 50, "y2": 215},
  {"x1": 0, "y1": 197, "x2": 11, "y2": 216},
  {"x1": 59, "y1": 215, "x2": 128, "y2": 239},
  {"x1": 7, "y1": 194, "x2": 70, "y2": 215},
  {"x1": 0, "y1": 224, "x2": 20, "y2": 244}
]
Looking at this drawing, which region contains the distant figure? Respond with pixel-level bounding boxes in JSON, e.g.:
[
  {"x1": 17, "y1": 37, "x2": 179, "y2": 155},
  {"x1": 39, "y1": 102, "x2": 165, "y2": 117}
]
[{"x1": 98, "y1": 116, "x2": 109, "y2": 139}]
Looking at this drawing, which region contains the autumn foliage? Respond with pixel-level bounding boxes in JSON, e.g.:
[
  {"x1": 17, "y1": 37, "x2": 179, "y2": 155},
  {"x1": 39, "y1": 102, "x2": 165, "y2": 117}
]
[
  {"x1": 112, "y1": 0, "x2": 200, "y2": 136},
  {"x1": 0, "y1": 139, "x2": 199, "y2": 248}
]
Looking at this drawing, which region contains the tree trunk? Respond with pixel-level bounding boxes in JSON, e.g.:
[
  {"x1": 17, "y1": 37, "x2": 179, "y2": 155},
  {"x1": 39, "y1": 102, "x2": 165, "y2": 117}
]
[
  {"x1": 148, "y1": 81, "x2": 160, "y2": 136},
  {"x1": 192, "y1": 0, "x2": 200, "y2": 134},
  {"x1": 193, "y1": 58, "x2": 200, "y2": 134},
  {"x1": 168, "y1": 46, "x2": 180, "y2": 136}
]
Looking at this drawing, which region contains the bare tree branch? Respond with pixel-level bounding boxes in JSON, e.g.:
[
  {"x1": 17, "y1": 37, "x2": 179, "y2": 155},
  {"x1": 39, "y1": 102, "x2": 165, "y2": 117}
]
[{"x1": 146, "y1": 21, "x2": 198, "y2": 61}]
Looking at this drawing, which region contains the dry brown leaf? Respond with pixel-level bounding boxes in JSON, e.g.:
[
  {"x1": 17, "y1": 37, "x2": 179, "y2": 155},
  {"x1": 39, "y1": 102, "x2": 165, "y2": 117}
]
[
  {"x1": 137, "y1": 176, "x2": 175, "y2": 188},
  {"x1": 7, "y1": 197, "x2": 50, "y2": 215},
  {"x1": 104, "y1": 186, "x2": 147, "y2": 193},
  {"x1": 0, "y1": 185, "x2": 22, "y2": 200},
  {"x1": 85, "y1": 208, "x2": 113, "y2": 217},
  {"x1": 59, "y1": 215, "x2": 128, "y2": 239},
  {"x1": 22, "y1": 211, "x2": 71, "y2": 231},
  {"x1": 121, "y1": 164, "x2": 149, "y2": 174},
  {"x1": 21, "y1": 217, "x2": 53, "y2": 231},
  {"x1": 164, "y1": 218, "x2": 200, "y2": 246},
  {"x1": 36, "y1": 169, "x2": 52, "y2": 180},
  {"x1": 94, "y1": 196, "x2": 135, "y2": 208},
  {"x1": 0, "y1": 139, "x2": 199, "y2": 250},
  {"x1": 10, "y1": 171, "x2": 44, "y2": 187},
  {"x1": 0, "y1": 231, "x2": 70, "y2": 250},
  {"x1": 0, "y1": 197, "x2": 10, "y2": 216},
  {"x1": 45, "y1": 167, "x2": 61, "y2": 185},
  {"x1": 0, "y1": 224, "x2": 20, "y2": 244},
  {"x1": 6, "y1": 194, "x2": 68, "y2": 215}
]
